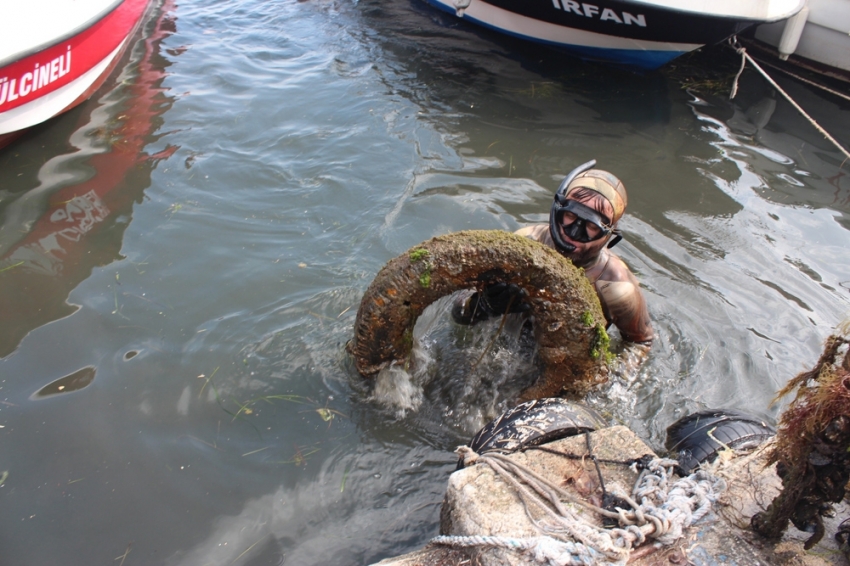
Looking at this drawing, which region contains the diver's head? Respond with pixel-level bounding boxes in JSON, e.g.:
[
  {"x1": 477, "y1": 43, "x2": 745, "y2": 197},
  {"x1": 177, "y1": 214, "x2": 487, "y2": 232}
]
[{"x1": 549, "y1": 166, "x2": 627, "y2": 266}]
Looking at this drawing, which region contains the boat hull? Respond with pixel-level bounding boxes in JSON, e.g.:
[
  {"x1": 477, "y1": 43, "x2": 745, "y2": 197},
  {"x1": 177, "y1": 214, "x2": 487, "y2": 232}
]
[
  {"x1": 424, "y1": 0, "x2": 798, "y2": 70},
  {"x1": 753, "y1": 0, "x2": 850, "y2": 80},
  {"x1": 0, "y1": 0, "x2": 154, "y2": 146}
]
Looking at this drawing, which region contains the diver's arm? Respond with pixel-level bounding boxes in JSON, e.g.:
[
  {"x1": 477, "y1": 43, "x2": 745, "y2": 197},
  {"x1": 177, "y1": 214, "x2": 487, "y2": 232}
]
[{"x1": 596, "y1": 271, "x2": 653, "y2": 381}]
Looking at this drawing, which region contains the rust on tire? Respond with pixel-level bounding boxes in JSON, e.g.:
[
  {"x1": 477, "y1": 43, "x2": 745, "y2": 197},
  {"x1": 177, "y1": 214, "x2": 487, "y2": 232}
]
[{"x1": 347, "y1": 230, "x2": 610, "y2": 399}]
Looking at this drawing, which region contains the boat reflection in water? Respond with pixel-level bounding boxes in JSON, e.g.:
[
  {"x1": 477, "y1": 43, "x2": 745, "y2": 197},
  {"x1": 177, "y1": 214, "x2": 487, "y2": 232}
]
[
  {"x1": 0, "y1": 0, "x2": 178, "y2": 359},
  {"x1": 719, "y1": 71, "x2": 850, "y2": 211}
]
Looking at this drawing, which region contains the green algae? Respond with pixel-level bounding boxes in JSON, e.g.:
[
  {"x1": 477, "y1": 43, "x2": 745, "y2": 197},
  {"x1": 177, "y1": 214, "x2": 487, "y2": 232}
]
[
  {"x1": 590, "y1": 323, "x2": 613, "y2": 363},
  {"x1": 410, "y1": 248, "x2": 432, "y2": 288}
]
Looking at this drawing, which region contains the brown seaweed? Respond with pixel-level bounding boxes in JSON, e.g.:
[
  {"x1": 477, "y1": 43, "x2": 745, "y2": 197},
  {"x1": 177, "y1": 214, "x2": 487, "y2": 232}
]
[{"x1": 751, "y1": 330, "x2": 850, "y2": 547}]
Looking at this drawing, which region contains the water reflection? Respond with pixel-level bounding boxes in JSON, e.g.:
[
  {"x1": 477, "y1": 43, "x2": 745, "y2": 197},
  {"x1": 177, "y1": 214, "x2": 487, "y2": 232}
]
[
  {"x1": 697, "y1": 71, "x2": 850, "y2": 215},
  {"x1": 31, "y1": 366, "x2": 96, "y2": 399},
  {"x1": 0, "y1": 4, "x2": 179, "y2": 358}
]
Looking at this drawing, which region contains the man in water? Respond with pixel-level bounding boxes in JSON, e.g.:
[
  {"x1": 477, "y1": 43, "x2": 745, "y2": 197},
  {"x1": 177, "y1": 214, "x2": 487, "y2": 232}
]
[{"x1": 452, "y1": 160, "x2": 653, "y2": 371}]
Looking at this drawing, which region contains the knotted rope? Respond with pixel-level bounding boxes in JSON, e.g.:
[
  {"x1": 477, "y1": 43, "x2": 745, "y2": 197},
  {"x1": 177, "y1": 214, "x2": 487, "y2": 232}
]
[
  {"x1": 432, "y1": 446, "x2": 725, "y2": 565},
  {"x1": 728, "y1": 37, "x2": 850, "y2": 163}
]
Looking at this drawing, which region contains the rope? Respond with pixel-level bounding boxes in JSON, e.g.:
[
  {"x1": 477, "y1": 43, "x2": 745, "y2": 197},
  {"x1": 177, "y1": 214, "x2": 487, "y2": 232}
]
[
  {"x1": 436, "y1": 447, "x2": 726, "y2": 564},
  {"x1": 755, "y1": 58, "x2": 850, "y2": 103},
  {"x1": 529, "y1": 444, "x2": 647, "y2": 468},
  {"x1": 728, "y1": 37, "x2": 850, "y2": 163},
  {"x1": 430, "y1": 535, "x2": 608, "y2": 566}
]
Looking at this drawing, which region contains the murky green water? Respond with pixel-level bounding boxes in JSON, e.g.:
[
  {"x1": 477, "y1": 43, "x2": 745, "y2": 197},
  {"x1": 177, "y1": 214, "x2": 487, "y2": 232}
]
[{"x1": 1, "y1": 1, "x2": 849, "y2": 564}]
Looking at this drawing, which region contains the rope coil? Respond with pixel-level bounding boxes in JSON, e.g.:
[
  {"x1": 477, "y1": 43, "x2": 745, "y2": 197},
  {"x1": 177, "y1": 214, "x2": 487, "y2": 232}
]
[{"x1": 436, "y1": 447, "x2": 726, "y2": 565}]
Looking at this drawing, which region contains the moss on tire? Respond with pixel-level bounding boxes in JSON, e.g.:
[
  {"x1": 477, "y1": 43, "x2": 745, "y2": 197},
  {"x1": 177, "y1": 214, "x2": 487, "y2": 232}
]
[{"x1": 347, "y1": 230, "x2": 610, "y2": 399}]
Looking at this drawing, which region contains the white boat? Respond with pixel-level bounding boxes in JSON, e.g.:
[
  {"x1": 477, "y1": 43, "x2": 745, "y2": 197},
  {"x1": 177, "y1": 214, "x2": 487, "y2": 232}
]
[
  {"x1": 423, "y1": 0, "x2": 806, "y2": 70},
  {"x1": 750, "y1": 0, "x2": 850, "y2": 81},
  {"x1": 0, "y1": 0, "x2": 156, "y2": 148}
]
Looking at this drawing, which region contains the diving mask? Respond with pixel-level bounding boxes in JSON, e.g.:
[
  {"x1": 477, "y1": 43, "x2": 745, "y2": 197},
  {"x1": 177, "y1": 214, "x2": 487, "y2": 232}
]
[{"x1": 555, "y1": 199, "x2": 612, "y2": 243}]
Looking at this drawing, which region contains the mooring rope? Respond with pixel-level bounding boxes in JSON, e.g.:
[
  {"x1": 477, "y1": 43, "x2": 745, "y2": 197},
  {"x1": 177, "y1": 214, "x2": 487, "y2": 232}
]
[
  {"x1": 432, "y1": 447, "x2": 725, "y2": 565},
  {"x1": 755, "y1": 58, "x2": 850, "y2": 103},
  {"x1": 728, "y1": 37, "x2": 850, "y2": 163}
]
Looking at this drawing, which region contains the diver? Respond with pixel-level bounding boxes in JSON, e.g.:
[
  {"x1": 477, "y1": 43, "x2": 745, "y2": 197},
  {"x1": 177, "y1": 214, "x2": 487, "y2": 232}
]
[{"x1": 451, "y1": 160, "x2": 653, "y2": 375}]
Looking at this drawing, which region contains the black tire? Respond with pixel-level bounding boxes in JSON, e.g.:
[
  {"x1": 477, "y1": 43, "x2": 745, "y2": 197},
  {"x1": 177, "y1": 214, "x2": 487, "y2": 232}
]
[
  {"x1": 665, "y1": 410, "x2": 775, "y2": 474},
  {"x1": 460, "y1": 398, "x2": 608, "y2": 468}
]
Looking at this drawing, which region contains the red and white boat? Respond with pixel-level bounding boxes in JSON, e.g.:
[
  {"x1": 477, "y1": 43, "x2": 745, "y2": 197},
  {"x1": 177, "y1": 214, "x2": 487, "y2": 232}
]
[
  {"x1": 0, "y1": 0, "x2": 177, "y2": 357},
  {"x1": 0, "y1": 0, "x2": 156, "y2": 148}
]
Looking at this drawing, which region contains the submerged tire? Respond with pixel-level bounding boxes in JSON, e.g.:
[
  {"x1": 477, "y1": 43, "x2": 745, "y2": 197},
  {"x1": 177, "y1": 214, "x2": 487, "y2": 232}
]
[
  {"x1": 347, "y1": 230, "x2": 610, "y2": 399},
  {"x1": 665, "y1": 410, "x2": 775, "y2": 474},
  {"x1": 464, "y1": 398, "x2": 608, "y2": 464}
]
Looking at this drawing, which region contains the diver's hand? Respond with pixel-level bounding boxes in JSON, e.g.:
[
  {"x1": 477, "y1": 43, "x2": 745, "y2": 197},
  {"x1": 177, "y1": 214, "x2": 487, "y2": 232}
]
[
  {"x1": 608, "y1": 341, "x2": 651, "y2": 384},
  {"x1": 480, "y1": 282, "x2": 531, "y2": 315},
  {"x1": 450, "y1": 284, "x2": 530, "y2": 325}
]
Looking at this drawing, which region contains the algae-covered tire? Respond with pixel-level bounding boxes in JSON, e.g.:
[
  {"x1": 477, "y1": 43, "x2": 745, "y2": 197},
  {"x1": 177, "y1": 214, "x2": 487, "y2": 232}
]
[
  {"x1": 665, "y1": 410, "x2": 775, "y2": 474},
  {"x1": 462, "y1": 398, "x2": 607, "y2": 465},
  {"x1": 346, "y1": 230, "x2": 610, "y2": 399}
]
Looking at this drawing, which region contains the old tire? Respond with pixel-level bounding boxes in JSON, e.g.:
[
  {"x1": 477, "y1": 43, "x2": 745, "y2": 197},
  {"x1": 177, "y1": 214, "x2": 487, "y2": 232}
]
[
  {"x1": 665, "y1": 409, "x2": 775, "y2": 474},
  {"x1": 461, "y1": 398, "x2": 607, "y2": 466},
  {"x1": 347, "y1": 230, "x2": 610, "y2": 399}
]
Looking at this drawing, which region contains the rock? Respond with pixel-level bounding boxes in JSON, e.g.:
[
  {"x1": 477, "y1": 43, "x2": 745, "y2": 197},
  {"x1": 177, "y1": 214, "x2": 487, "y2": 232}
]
[
  {"x1": 372, "y1": 427, "x2": 849, "y2": 566},
  {"x1": 441, "y1": 426, "x2": 651, "y2": 566},
  {"x1": 369, "y1": 546, "x2": 472, "y2": 566}
]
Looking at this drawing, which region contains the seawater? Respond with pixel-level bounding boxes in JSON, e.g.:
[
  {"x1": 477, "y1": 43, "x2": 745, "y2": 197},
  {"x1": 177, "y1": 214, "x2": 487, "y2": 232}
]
[{"x1": 0, "y1": 0, "x2": 849, "y2": 564}]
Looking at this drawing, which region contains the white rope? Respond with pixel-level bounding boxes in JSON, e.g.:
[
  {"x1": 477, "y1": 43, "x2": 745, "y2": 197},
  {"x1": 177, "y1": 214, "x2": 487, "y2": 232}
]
[
  {"x1": 436, "y1": 447, "x2": 726, "y2": 564},
  {"x1": 755, "y1": 59, "x2": 850, "y2": 103},
  {"x1": 430, "y1": 535, "x2": 607, "y2": 566},
  {"x1": 728, "y1": 39, "x2": 850, "y2": 163}
]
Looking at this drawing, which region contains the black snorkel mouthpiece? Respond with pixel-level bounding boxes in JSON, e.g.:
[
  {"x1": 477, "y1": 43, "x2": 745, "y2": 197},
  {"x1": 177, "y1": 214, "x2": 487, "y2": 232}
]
[{"x1": 549, "y1": 159, "x2": 596, "y2": 254}]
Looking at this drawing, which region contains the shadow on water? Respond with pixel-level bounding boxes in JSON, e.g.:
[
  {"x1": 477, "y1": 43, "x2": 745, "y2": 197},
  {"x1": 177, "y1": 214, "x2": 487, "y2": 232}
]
[
  {"x1": 362, "y1": 0, "x2": 676, "y2": 128},
  {"x1": 699, "y1": 71, "x2": 850, "y2": 215},
  {"x1": 0, "y1": 2, "x2": 179, "y2": 359}
]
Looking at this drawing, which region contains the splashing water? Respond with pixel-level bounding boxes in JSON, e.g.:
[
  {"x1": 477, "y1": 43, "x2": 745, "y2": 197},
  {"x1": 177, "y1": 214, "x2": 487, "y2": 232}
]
[
  {"x1": 368, "y1": 294, "x2": 540, "y2": 434},
  {"x1": 371, "y1": 362, "x2": 428, "y2": 418}
]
